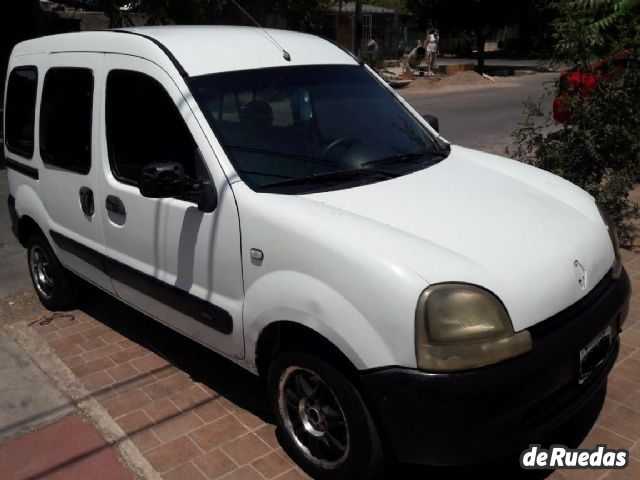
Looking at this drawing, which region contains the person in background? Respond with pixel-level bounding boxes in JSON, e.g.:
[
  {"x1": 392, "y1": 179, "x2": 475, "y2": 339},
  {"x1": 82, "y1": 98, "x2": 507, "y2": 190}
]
[
  {"x1": 406, "y1": 44, "x2": 426, "y2": 71},
  {"x1": 367, "y1": 38, "x2": 379, "y2": 66},
  {"x1": 426, "y1": 29, "x2": 440, "y2": 76}
]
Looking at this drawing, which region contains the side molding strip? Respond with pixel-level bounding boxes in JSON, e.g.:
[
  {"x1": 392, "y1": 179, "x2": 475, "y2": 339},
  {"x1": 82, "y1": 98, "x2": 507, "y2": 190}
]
[
  {"x1": 105, "y1": 257, "x2": 233, "y2": 335},
  {"x1": 49, "y1": 230, "x2": 107, "y2": 273},
  {"x1": 49, "y1": 230, "x2": 232, "y2": 334},
  {"x1": 6, "y1": 159, "x2": 39, "y2": 180}
]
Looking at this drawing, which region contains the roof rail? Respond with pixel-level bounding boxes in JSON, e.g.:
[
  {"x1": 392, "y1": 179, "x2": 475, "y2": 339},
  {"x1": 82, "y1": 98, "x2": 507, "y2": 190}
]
[{"x1": 111, "y1": 29, "x2": 189, "y2": 78}]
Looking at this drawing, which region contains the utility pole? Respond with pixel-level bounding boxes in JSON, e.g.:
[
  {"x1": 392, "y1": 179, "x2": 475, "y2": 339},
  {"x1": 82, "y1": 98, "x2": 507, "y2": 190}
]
[{"x1": 355, "y1": 0, "x2": 362, "y2": 58}]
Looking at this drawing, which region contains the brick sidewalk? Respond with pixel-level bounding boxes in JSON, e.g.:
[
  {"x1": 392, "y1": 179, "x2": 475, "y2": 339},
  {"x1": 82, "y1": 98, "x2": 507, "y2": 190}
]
[
  {"x1": 12, "y1": 252, "x2": 640, "y2": 480},
  {"x1": 28, "y1": 298, "x2": 307, "y2": 480}
]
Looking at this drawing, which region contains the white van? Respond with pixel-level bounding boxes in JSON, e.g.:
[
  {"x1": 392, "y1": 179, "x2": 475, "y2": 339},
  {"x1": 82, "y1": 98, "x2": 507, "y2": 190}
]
[{"x1": 4, "y1": 27, "x2": 630, "y2": 479}]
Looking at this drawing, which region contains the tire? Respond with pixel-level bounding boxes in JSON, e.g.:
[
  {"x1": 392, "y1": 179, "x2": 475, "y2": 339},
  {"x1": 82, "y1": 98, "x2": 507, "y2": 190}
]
[
  {"x1": 268, "y1": 352, "x2": 385, "y2": 480},
  {"x1": 27, "y1": 234, "x2": 75, "y2": 310}
]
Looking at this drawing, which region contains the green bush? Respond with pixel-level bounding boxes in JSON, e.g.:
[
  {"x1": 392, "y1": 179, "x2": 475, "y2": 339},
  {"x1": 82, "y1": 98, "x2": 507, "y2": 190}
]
[{"x1": 509, "y1": 0, "x2": 640, "y2": 246}]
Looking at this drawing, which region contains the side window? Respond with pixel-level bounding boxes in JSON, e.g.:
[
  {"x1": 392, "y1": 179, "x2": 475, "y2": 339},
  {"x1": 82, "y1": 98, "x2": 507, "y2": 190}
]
[
  {"x1": 105, "y1": 70, "x2": 199, "y2": 186},
  {"x1": 5, "y1": 66, "x2": 38, "y2": 158},
  {"x1": 40, "y1": 68, "x2": 93, "y2": 174}
]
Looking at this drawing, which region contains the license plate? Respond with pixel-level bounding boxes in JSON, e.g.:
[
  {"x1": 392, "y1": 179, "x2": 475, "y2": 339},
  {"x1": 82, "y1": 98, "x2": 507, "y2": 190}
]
[{"x1": 579, "y1": 325, "x2": 612, "y2": 385}]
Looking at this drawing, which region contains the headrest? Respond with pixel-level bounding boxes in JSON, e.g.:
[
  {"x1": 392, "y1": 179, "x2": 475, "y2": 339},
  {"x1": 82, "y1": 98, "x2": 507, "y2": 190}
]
[{"x1": 240, "y1": 100, "x2": 273, "y2": 128}]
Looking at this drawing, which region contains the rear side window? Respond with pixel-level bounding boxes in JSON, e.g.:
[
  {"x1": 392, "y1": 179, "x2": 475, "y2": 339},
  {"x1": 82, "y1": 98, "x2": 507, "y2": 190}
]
[
  {"x1": 40, "y1": 68, "x2": 93, "y2": 174},
  {"x1": 5, "y1": 66, "x2": 38, "y2": 158},
  {"x1": 105, "y1": 70, "x2": 198, "y2": 186}
]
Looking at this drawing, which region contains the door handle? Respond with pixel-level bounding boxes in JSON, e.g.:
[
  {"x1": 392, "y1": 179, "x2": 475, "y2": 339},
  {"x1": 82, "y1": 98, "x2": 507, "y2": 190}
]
[
  {"x1": 105, "y1": 195, "x2": 126, "y2": 215},
  {"x1": 79, "y1": 187, "x2": 94, "y2": 216}
]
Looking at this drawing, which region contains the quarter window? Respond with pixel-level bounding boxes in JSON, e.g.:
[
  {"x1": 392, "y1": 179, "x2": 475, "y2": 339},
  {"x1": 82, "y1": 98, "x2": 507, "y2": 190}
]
[
  {"x1": 5, "y1": 66, "x2": 38, "y2": 158},
  {"x1": 40, "y1": 68, "x2": 93, "y2": 174},
  {"x1": 105, "y1": 70, "x2": 199, "y2": 186}
]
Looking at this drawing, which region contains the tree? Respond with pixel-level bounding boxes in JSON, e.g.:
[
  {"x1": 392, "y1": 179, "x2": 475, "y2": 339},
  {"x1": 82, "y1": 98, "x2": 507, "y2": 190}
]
[
  {"x1": 510, "y1": 0, "x2": 640, "y2": 244},
  {"x1": 552, "y1": 0, "x2": 640, "y2": 66},
  {"x1": 269, "y1": 0, "x2": 338, "y2": 33},
  {"x1": 97, "y1": 0, "x2": 230, "y2": 26},
  {"x1": 405, "y1": 0, "x2": 538, "y2": 72},
  {"x1": 1, "y1": 1, "x2": 63, "y2": 96}
]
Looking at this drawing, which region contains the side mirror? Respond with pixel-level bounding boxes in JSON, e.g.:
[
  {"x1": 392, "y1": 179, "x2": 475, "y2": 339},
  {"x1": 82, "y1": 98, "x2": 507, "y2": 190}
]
[
  {"x1": 422, "y1": 114, "x2": 440, "y2": 133},
  {"x1": 139, "y1": 162, "x2": 218, "y2": 213},
  {"x1": 139, "y1": 162, "x2": 188, "y2": 198}
]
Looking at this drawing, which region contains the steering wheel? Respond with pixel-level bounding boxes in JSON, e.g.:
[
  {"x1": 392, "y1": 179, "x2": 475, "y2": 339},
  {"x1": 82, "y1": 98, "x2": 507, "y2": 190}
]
[{"x1": 322, "y1": 136, "x2": 361, "y2": 157}]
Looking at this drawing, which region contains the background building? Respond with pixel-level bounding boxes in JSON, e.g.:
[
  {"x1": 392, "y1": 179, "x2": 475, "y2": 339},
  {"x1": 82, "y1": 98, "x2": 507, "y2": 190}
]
[{"x1": 330, "y1": 3, "x2": 400, "y2": 60}]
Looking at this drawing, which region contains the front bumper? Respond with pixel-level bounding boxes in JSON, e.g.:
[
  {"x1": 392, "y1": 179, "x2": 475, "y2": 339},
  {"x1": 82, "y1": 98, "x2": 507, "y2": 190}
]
[{"x1": 361, "y1": 268, "x2": 630, "y2": 466}]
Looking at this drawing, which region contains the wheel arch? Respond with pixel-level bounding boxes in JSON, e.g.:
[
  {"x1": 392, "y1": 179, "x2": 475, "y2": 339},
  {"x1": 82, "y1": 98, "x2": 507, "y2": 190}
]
[
  {"x1": 17, "y1": 215, "x2": 46, "y2": 247},
  {"x1": 12, "y1": 183, "x2": 52, "y2": 247},
  {"x1": 255, "y1": 321, "x2": 361, "y2": 381}
]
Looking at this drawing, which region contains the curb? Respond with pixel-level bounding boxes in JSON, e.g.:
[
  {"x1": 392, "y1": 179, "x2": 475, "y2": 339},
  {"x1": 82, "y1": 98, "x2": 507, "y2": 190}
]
[{"x1": 3, "y1": 321, "x2": 161, "y2": 480}]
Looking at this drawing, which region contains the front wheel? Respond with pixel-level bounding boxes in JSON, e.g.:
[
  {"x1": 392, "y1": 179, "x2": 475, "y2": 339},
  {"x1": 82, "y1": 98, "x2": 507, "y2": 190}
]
[{"x1": 268, "y1": 352, "x2": 385, "y2": 480}]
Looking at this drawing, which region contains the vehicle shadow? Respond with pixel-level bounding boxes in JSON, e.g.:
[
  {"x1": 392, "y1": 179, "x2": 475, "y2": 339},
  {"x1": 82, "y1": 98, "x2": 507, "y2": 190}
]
[
  {"x1": 77, "y1": 286, "x2": 605, "y2": 480},
  {"x1": 76, "y1": 286, "x2": 272, "y2": 422}
]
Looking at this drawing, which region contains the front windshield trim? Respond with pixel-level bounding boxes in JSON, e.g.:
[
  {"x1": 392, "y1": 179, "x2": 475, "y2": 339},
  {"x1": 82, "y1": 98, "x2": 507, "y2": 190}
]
[{"x1": 187, "y1": 64, "x2": 449, "y2": 195}]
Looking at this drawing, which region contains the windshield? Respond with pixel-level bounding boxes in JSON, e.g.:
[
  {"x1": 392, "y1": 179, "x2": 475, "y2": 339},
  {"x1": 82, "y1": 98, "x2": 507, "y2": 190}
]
[{"x1": 188, "y1": 65, "x2": 449, "y2": 194}]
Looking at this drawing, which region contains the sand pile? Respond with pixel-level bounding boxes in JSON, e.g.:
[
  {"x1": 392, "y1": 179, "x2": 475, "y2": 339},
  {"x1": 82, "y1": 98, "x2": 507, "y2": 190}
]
[{"x1": 437, "y1": 70, "x2": 492, "y2": 87}]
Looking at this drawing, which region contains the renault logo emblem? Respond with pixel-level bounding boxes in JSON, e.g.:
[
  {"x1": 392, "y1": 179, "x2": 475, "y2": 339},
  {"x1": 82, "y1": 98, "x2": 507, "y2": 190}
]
[{"x1": 574, "y1": 260, "x2": 587, "y2": 290}]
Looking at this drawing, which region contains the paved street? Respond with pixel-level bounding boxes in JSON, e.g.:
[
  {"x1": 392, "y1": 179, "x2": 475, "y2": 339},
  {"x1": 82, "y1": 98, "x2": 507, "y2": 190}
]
[
  {"x1": 399, "y1": 72, "x2": 557, "y2": 155},
  {"x1": 0, "y1": 414, "x2": 134, "y2": 480},
  {"x1": 0, "y1": 172, "x2": 32, "y2": 300},
  {"x1": 0, "y1": 329, "x2": 73, "y2": 441}
]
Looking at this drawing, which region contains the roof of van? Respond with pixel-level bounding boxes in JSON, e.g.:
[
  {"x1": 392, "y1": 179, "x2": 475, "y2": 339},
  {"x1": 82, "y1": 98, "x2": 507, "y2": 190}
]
[{"x1": 11, "y1": 26, "x2": 358, "y2": 78}]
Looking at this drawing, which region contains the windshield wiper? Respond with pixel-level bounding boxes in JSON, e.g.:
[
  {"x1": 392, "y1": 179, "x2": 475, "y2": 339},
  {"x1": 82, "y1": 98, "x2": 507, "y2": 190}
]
[
  {"x1": 362, "y1": 150, "x2": 449, "y2": 167},
  {"x1": 259, "y1": 168, "x2": 397, "y2": 189},
  {"x1": 234, "y1": 169, "x2": 293, "y2": 179}
]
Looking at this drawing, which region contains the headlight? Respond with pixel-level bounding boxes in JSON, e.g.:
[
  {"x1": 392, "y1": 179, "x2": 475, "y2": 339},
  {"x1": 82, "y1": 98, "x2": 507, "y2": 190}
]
[
  {"x1": 415, "y1": 284, "x2": 532, "y2": 372},
  {"x1": 597, "y1": 204, "x2": 622, "y2": 279}
]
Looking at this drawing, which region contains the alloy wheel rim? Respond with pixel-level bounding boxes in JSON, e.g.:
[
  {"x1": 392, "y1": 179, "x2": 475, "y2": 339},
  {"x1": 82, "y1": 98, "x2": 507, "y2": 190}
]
[
  {"x1": 278, "y1": 366, "x2": 350, "y2": 469},
  {"x1": 30, "y1": 245, "x2": 54, "y2": 299}
]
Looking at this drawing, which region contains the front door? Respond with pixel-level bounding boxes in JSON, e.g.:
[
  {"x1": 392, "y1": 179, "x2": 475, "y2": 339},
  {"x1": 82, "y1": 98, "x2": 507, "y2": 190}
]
[
  {"x1": 97, "y1": 54, "x2": 245, "y2": 358},
  {"x1": 38, "y1": 53, "x2": 113, "y2": 293}
]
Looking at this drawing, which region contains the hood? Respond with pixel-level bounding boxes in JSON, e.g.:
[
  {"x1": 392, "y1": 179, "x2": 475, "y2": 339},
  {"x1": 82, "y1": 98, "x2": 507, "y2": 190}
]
[{"x1": 304, "y1": 146, "x2": 615, "y2": 331}]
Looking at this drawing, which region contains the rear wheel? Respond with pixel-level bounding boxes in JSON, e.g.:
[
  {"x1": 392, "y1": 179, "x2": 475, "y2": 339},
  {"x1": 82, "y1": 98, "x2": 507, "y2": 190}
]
[
  {"x1": 268, "y1": 352, "x2": 384, "y2": 479},
  {"x1": 27, "y1": 234, "x2": 75, "y2": 310}
]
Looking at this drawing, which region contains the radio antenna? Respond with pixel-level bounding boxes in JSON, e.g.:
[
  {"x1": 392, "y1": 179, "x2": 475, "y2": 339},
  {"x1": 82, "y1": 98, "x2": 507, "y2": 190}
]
[{"x1": 230, "y1": 0, "x2": 291, "y2": 61}]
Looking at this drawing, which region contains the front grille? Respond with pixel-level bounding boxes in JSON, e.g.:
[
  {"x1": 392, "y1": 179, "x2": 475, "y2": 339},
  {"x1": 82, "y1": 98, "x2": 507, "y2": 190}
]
[{"x1": 529, "y1": 270, "x2": 615, "y2": 341}]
